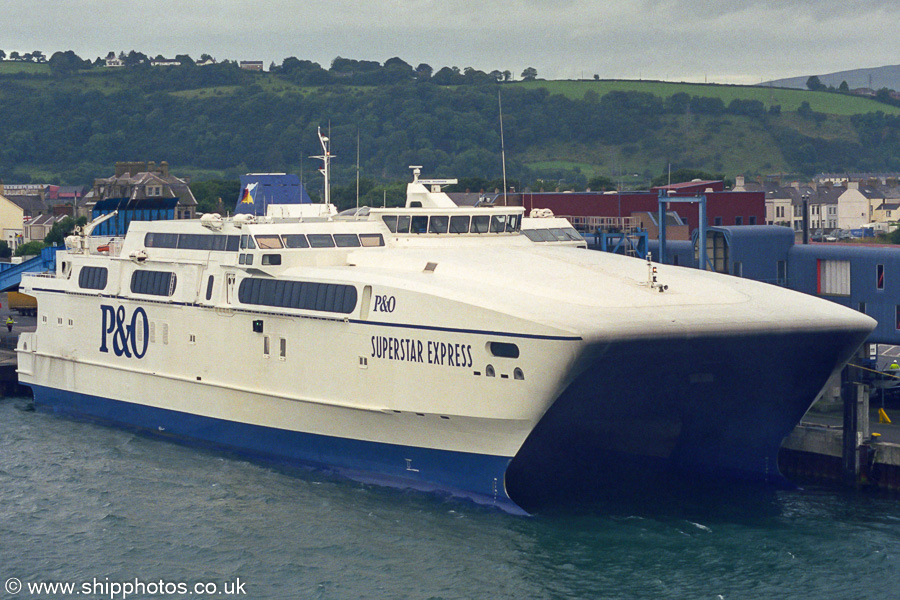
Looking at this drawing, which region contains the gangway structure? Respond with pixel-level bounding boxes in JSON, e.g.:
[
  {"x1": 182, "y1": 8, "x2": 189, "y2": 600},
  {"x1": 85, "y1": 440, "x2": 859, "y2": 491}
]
[
  {"x1": 0, "y1": 246, "x2": 58, "y2": 292},
  {"x1": 559, "y1": 215, "x2": 648, "y2": 258}
]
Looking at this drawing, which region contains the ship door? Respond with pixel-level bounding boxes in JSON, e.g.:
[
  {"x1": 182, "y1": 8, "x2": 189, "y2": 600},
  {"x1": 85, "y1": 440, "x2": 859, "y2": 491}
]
[{"x1": 225, "y1": 272, "x2": 236, "y2": 304}]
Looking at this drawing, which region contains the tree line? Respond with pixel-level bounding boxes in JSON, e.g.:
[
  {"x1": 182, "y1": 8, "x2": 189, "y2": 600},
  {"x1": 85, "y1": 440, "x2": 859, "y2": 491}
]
[
  {"x1": 3, "y1": 57, "x2": 900, "y2": 193},
  {"x1": 0, "y1": 49, "x2": 541, "y2": 84}
]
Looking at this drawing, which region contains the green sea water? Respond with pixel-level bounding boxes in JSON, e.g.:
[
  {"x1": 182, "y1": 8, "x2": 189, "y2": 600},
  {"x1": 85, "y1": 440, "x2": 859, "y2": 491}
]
[{"x1": 2, "y1": 397, "x2": 899, "y2": 600}]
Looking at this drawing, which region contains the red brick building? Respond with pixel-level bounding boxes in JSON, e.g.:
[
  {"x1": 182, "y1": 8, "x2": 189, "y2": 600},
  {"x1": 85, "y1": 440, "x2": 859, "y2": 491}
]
[{"x1": 509, "y1": 180, "x2": 765, "y2": 234}]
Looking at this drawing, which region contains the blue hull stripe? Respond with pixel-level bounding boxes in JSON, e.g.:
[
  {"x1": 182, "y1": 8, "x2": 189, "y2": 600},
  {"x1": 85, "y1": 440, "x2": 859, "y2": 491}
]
[{"x1": 27, "y1": 384, "x2": 523, "y2": 514}]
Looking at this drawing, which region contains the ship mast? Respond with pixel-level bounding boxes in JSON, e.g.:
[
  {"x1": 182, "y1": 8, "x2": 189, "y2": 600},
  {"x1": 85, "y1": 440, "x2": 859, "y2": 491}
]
[{"x1": 311, "y1": 126, "x2": 333, "y2": 211}]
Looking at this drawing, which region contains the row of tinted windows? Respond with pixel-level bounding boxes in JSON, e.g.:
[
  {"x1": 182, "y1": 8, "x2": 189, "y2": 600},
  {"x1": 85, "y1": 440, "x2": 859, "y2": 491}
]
[
  {"x1": 144, "y1": 232, "x2": 384, "y2": 251},
  {"x1": 382, "y1": 214, "x2": 522, "y2": 235},
  {"x1": 78, "y1": 266, "x2": 108, "y2": 290},
  {"x1": 238, "y1": 278, "x2": 357, "y2": 314},
  {"x1": 255, "y1": 233, "x2": 384, "y2": 249},
  {"x1": 131, "y1": 270, "x2": 177, "y2": 296},
  {"x1": 145, "y1": 232, "x2": 242, "y2": 251},
  {"x1": 523, "y1": 227, "x2": 583, "y2": 243}
]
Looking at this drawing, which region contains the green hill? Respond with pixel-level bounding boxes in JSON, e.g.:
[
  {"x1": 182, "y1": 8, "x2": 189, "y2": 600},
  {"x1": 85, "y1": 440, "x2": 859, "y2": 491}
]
[{"x1": 2, "y1": 61, "x2": 900, "y2": 192}]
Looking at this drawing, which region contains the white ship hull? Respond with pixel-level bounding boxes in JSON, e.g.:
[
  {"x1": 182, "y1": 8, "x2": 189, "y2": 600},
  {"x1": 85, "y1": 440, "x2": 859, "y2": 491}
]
[{"x1": 16, "y1": 174, "x2": 877, "y2": 513}]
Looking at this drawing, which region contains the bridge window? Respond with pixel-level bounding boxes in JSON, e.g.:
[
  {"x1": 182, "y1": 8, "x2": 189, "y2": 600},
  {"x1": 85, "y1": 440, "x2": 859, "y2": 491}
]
[
  {"x1": 283, "y1": 234, "x2": 309, "y2": 248},
  {"x1": 255, "y1": 235, "x2": 283, "y2": 249},
  {"x1": 472, "y1": 215, "x2": 490, "y2": 234},
  {"x1": 449, "y1": 215, "x2": 470, "y2": 233},
  {"x1": 382, "y1": 215, "x2": 398, "y2": 233},
  {"x1": 396, "y1": 215, "x2": 411, "y2": 233},
  {"x1": 411, "y1": 215, "x2": 428, "y2": 233},
  {"x1": 428, "y1": 216, "x2": 449, "y2": 234}
]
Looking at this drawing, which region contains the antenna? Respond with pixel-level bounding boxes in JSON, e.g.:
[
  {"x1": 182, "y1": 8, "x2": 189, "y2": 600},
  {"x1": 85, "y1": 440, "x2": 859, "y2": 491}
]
[
  {"x1": 311, "y1": 126, "x2": 333, "y2": 211},
  {"x1": 356, "y1": 127, "x2": 360, "y2": 215},
  {"x1": 498, "y1": 90, "x2": 508, "y2": 206}
]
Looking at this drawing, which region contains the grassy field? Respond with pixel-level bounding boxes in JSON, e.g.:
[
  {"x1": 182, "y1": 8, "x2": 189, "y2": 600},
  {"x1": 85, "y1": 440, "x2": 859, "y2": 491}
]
[
  {"x1": 516, "y1": 79, "x2": 900, "y2": 116},
  {"x1": 0, "y1": 61, "x2": 50, "y2": 75}
]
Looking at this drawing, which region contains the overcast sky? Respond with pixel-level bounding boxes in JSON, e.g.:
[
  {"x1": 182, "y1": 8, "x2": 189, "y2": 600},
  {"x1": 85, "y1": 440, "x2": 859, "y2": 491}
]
[{"x1": 2, "y1": 0, "x2": 898, "y2": 83}]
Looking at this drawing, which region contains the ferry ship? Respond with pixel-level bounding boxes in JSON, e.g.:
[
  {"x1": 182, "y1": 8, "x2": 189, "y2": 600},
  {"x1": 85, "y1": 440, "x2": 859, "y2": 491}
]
[{"x1": 16, "y1": 156, "x2": 876, "y2": 513}]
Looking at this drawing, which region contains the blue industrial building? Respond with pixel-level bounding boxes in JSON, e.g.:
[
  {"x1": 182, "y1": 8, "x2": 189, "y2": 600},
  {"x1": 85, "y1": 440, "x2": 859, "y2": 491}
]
[{"x1": 651, "y1": 225, "x2": 900, "y2": 345}]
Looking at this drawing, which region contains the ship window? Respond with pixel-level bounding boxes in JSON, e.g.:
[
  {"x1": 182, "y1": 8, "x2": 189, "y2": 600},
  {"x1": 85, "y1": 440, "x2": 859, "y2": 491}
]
[
  {"x1": 549, "y1": 228, "x2": 569, "y2": 241},
  {"x1": 428, "y1": 216, "x2": 449, "y2": 234},
  {"x1": 280, "y1": 338, "x2": 286, "y2": 358},
  {"x1": 262, "y1": 254, "x2": 282, "y2": 265},
  {"x1": 178, "y1": 234, "x2": 216, "y2": 250},
  {"x1": 238, "y1": 254, "x2": 246, "y2": 265},
  {"x1": 486, "y1": 364, "x2": 495, "y2": 377},
  {"x1": 206, "y1": 275, "x2": 214, "y2": 300},
  {"x1": 859, "y1": 302, "x2": 866, "y2": 314},
  {"x1": 471, "y1": 215, "x2": 490, "y2": 233},
  {"x1": 255, "y1": 235, "x2": 283, "y2": 249},
  {"x1": 396, "y1": 215, "x2": 411, "y2": 233},
  {"x1": 382, "y1": 215, "x2": 398, "y2": 233},
  {"x1": 131, "y1": 270, "x2": 177, "y2": 296},
  {"x1": 562, "y1": 227, "x2": 582, "y2": 241},
  {"x1": 226, "y1": 236, "x2": 241, "y2": 251},
  {"x1": 238, "y1": 278, "x2": 358, "y2": 314},
  {"x1": 507, "y1": 214, "x2": 522, "y2": 232},
  {"x1": 144, "y1": 232, "x2": 178, "y2": 248},
  {"x1": 359, "y1": 234, "x2": 384, "y2": 247},
  {"x1": 489, "y1": 342, "x2": 520, "y2": 359},
  {"x1": 523, "y1": 229, "x2": 545, "y2": 242},
  {"x1": 78, "y1": 266, "x2": 108, "y2": 290},
  {"x1": 514, "y1": 367, "x2": 524, "y2": 380},
  {"x1": 263, "y1": 335, "x2": 270, "y2": 356},
  {"x1": 411, "y1": 215, "x2": 428, "y2": 233},
  {"x1": 308, "y1": 234, "x2": 335, "y2": 248},
  {"x1": 817, "y1": 259, "x2": 850, "y2": 296},
  {"x1": 334, "y1": 234, "x2": 361, "y2": 247},
  {"x1": 490, "y1": 215, "x2": 507, "y2": 233},
  {"x1": 245, "y1": 254, "x2": 254, "y2": 265},
  {"x1": 283, "y1": 234, "x2": 309, "y2": 249},
  {"x1": 449, "y1": 215, "x2": 470, "y2": 234},
  {"x1": 777, "y1": 260, "x2": 787, "y2": 285},
  {"x1": 877, "y1": 264, "x2": 885, "y2": 290}
]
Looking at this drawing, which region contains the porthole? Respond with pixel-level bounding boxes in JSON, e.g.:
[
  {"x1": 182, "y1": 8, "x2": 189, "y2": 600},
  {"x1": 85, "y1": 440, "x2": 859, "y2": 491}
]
[
  {"x1": 514, "y1": 367, "x2": 524, "y2": 380},
  {"x1": 486, "y1": 364, "x2": 495, "y2": 377}
]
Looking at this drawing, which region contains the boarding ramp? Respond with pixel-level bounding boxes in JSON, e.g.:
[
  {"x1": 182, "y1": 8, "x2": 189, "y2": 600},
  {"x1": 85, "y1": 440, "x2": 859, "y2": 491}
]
[{"x1": 0, "y1": 246, "x2": 58, "y2": 292}]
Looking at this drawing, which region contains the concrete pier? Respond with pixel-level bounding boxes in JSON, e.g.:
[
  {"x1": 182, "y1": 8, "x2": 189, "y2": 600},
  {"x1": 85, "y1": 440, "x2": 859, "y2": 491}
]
[
  {"x1": 0, "y1": 292, "x2": 36, "y2": 397},
  {"x1": 780, "y1": 406, "x2": 900, "y2": 491}
]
